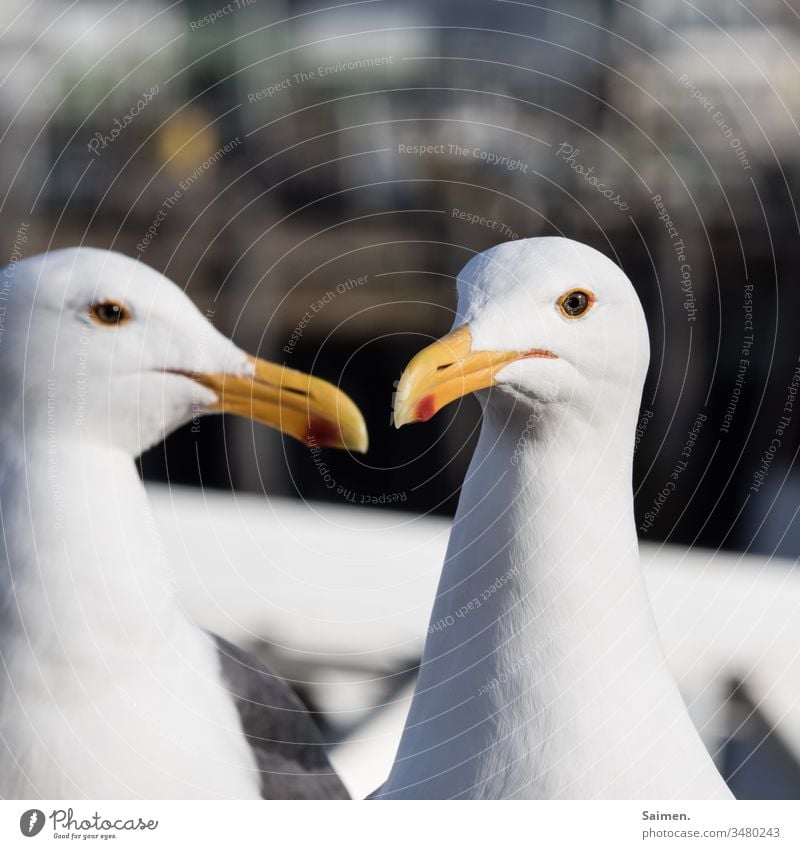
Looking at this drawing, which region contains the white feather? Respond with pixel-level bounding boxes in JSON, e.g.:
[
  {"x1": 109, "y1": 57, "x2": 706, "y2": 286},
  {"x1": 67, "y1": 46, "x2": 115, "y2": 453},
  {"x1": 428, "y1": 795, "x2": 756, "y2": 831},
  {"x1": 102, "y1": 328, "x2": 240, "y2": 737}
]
[
  {"x1": 380, "y1": 238, "x2": 732, "y2": 799},
  {"x1": 0, "y1": 249, "x2": 260, "y2": 799}
]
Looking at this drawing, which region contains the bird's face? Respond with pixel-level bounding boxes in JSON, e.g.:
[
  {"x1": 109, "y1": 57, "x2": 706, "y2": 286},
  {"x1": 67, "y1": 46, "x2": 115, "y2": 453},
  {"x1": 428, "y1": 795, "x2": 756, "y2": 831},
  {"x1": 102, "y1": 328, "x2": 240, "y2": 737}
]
[
  {"x1": 3, "y1": 248, "x2": 367, "y2": 456},
  {"x1": 393, "y1": 237, "x2": 650, "y2": 428}
]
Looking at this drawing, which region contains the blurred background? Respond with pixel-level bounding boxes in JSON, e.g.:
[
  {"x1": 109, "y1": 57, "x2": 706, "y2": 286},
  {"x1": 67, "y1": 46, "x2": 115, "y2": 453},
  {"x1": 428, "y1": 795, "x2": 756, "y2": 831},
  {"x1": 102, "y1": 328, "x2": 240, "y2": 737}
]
[{"x1": 2, "y1": 0, "x2": 799, "y2": 798}]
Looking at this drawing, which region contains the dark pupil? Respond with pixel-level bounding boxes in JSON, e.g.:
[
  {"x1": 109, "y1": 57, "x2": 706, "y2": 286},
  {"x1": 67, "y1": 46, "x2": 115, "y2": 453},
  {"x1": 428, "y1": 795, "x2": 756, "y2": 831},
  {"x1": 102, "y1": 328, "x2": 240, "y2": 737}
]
[
  {"x1": 97, "y1": 303, "x2": 121, "y2": 323},
  {"x1": 565, "y1": 293, "x2": 587, "y2": 315}
]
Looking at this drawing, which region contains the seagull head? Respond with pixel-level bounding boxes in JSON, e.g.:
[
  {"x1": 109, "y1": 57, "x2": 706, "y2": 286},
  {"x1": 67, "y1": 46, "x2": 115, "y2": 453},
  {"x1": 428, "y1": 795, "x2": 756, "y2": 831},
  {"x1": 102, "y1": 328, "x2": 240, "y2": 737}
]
[
  {"x1": 2, "y1": 247, "x2": 368, "y2": 456},
  {"x1": 393, "y1": 237, "x2": 649, "y2": 428}
]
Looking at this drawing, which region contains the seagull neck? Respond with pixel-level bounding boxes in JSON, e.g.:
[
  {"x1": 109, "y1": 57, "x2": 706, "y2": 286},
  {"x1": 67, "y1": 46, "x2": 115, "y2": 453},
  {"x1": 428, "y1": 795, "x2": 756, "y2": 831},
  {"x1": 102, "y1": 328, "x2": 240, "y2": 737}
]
[
  {"x1": 383, "y1": 401, "x2": 727, "y2": 798},
  {"x1": 441, "y1": 405, "x2": 656, "y2": 719},
  {"x1": 465, "y1": 402, "x2": 641, "y2": 583},
  {"x1": 0, "y1": 425, "x2": 181, "y2": 670}
]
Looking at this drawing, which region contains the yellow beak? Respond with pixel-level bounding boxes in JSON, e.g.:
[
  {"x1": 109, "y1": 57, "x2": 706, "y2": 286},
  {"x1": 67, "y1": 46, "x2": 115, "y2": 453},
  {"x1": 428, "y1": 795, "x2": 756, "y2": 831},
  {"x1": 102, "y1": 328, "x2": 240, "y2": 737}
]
[
  {"x1": 393, "y1": 325, "x2": 557, "y2": 428},
  {"x1": 191, "y1": 355, "x2": 368, "y2": 453}
]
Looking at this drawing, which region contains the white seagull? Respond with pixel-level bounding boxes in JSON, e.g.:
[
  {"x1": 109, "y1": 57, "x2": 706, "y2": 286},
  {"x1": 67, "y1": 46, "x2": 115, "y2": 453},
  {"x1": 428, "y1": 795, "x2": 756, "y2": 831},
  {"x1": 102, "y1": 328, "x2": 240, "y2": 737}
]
[
  {"x1": 0, "y1": 247, "x2": 367, "y2": 799},
  {"x1": 380, "y1": 237, "x2": 731, "y2": 799}
]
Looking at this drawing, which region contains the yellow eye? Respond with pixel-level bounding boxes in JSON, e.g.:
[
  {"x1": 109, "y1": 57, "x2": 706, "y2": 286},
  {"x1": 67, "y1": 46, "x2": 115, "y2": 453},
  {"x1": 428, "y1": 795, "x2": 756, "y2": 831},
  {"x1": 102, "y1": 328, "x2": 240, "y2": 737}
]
[
  {"x1": 89, "y1": 300, "x2": 131, "y2": 326},
  {"x1": 558, "y1": 289, "x2": 595, "y2": 319}
]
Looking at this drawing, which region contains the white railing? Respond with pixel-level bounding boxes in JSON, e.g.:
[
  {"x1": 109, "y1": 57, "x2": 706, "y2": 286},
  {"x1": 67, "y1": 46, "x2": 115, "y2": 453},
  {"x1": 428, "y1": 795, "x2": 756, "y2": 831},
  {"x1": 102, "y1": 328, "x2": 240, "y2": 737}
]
[{"x1": 148, "y1": 484, "x2": 800, "y2": 798}]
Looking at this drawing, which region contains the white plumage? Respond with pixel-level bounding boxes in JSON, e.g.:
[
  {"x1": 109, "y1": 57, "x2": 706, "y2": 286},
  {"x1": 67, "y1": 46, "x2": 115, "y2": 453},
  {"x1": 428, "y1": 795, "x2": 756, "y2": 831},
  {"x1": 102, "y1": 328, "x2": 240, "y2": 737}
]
[
  {"x1": 0, "y1": 248, "x2": 360, "y2": 799},
  {"x1": 381, "y1": 237, "x2": 732, "y2": 799}
]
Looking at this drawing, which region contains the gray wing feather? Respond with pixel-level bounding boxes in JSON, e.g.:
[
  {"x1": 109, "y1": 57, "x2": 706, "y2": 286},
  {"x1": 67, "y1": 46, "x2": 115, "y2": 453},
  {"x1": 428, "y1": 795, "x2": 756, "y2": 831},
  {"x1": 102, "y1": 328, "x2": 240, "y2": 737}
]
[{"x1": 212, "y1": 634, "x2": 350, "y2": 799}]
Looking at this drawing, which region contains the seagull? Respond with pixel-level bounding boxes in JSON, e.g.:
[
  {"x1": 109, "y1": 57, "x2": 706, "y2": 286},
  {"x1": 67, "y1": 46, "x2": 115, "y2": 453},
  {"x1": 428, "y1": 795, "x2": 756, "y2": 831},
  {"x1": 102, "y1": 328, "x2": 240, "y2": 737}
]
[
  {"x1": 0, "y1": 247, "x2": 367, "y2": 799},
  {"x1": 379, "y1": 237, "x2": 732, "y2": 799}
]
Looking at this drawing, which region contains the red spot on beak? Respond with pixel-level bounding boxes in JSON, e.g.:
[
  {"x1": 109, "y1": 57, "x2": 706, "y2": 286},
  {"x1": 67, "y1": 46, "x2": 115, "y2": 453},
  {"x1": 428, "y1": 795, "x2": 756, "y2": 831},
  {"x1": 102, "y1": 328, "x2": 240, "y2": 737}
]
[
  {"x1": 415, "y1": 394, "x2": 437, "y2": 422},
  {"x1": 305, "y1": 417, "x2": 341, "y2": 447}
]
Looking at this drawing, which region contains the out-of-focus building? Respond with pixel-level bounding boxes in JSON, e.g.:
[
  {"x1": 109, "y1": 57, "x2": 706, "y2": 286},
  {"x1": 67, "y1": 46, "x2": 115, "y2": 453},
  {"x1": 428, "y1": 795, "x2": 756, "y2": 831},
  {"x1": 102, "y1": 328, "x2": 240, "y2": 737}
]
[{"x1": 1, "y1": 0, "x2": 799, "y2": 548}]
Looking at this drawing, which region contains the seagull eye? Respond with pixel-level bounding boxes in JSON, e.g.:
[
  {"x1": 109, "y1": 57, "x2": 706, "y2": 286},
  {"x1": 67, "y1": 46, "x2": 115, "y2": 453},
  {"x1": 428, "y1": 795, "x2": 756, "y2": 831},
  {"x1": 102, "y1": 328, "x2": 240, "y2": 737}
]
[
  {"x1": 89, "y1": 300, "x2": 130, "y2": 326},
  {"x1": 558, "y1": 289, "x2": 594, "y2": 319}
]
